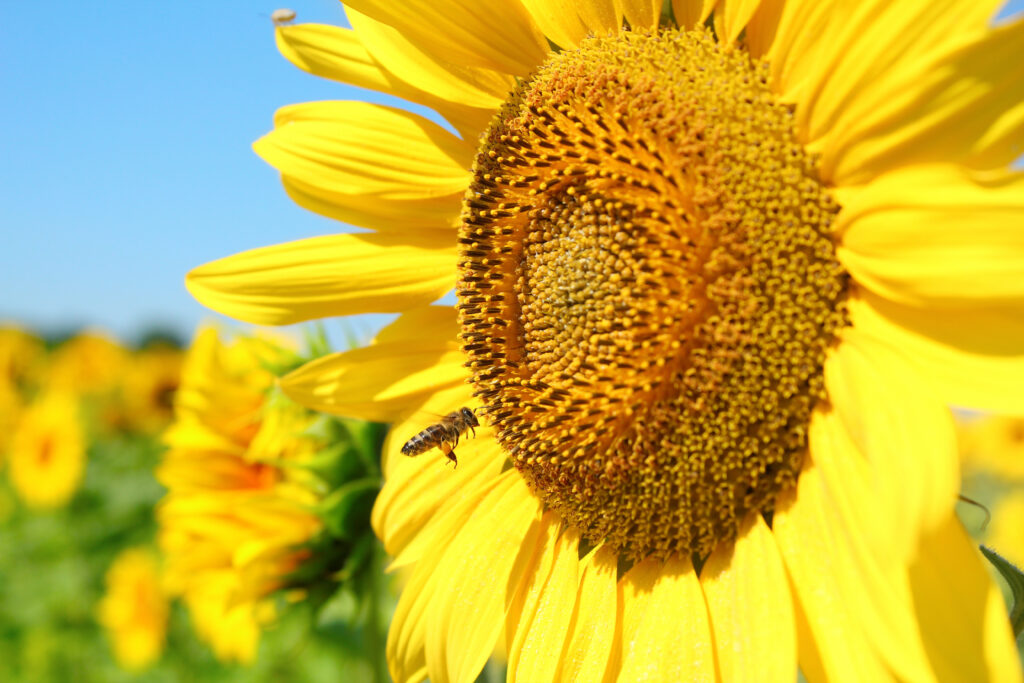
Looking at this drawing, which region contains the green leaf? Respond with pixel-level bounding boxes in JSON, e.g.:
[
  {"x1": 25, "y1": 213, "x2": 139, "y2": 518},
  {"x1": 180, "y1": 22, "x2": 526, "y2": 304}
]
[
  {"x1": 980, "y1": 545, "x2": 1024, "y2": 638},
  {"x1": 319, "y1": 478, "x2": 380, "y2": 540},
  {"x1": 299, "y1": 442, "x2": 368, "y2": 489},
  {"x1": 334, "y1": 534, "x2": 374, "y2": 583}
]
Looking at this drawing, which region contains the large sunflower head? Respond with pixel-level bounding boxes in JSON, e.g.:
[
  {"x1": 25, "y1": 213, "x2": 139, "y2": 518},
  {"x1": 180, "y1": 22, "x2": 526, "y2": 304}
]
[
  {"x1": 189, "y1": 1, "x2": 1024, "y2": 681},
  {"x1": 460, "y1": 25, "x2": 852, "y2": 560}
]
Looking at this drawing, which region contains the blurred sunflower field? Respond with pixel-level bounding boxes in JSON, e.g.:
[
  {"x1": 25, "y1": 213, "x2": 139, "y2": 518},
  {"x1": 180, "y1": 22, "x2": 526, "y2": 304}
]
[
  {"x1": 0, "y1": 325, "x2": 392, "y2": 681},
  {"x1": 4, "y1": 321, "x2": 1024, "y2": 682}
]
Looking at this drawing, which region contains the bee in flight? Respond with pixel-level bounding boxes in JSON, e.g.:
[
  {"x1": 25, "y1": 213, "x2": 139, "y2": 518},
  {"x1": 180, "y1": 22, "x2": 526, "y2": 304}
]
[
  {"x1": 401, "y1": 407, "x2": 480, "y2": 469},
  {"x1": 270, "y1": 8, "x2": 296, "y2": 25}
]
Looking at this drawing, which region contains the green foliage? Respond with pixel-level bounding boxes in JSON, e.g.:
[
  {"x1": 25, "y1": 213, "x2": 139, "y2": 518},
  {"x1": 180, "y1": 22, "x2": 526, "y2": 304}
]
[
  {"x1": 0, "y1": 434, "x2": 163, "y2": 682},
  {"x1": 981, "y1": 545, "x2": 1024, "y2": 640}
]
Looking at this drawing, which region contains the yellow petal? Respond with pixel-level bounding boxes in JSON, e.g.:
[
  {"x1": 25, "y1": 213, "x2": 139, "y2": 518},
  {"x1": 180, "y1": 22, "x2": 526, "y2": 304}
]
[
  {"x1": 848, "y1": 292, "x2": 1024, "y2": 414},
  {"x1": 507, "y1": 527, "x2": 582, "y2": 683},
  {"x1": 274, "y1": 23, "x2": 493, "y2": 138},
  {"x1": 518, "y1": 0, "x2": 590, "y2": 49},
  {"x1": 554, "y1": 544, "x2": 619, "y2": 682},
  {"x1": 383, "y1": 478, "x2": 500, "y2": 683},
  {"x1": 256, "y1": 101, "x2": 473, "y2": 200},
  {"x1": 504, "y1": 512, "x2": 561, "y2": 660},
  {"x1": 788, "y1": 1, "x2": 1002, "y2": 144},
  {"x1": 817, "y1": 16, "x2": 1024, "y2": 184},
  {"x1": 375, "y1": 380, "x2": 503, "y2": 563},
  {"x1": 187, "y1": 232, "x2": 455, "y2": 325},
  {"x1": 345, "y1": 7, "x2": 514, "y2": 113},
  {"x1": 274, "y1": 23, "x2": 420, "y2": 99},
  {"x1": 620, "y1": 0, "x2": 661, "y2": 31},
  {"x1": 379, "y1": 437, "x2": 506, "y2": 568},
  {"x1": 523, "y1": 0, "x2": 660, "y2": 41},
  {"x1": 265, "y1": 100, "x2": 468, "y2": 230},
  {"x1": 575, "y1": 0, "x2": 625, "y2": 34},
  {"x1": 773, "y1": 470, "x2": 891, "y2": 682},
  {"x1": 343, "y1": 0, "x2": 549, "y2": 77},
  {"x1": 701, "y1": 512, "x2": 796, "y2": 683},
  {"x1": 279, "y1": 176, "x2": 459, "y2": 232},
  {"x1": 910, "y1": 515, "x2": 1022, "y2": 683},
  {"x1": 743, "y1": 0, "x2": 784, "y2": 57},
  {"x1": 719, "y1": 0, "x2": 760, "y2": 43},
  {"x1": 761, "y1": 0, "x2": 837, "y2": 101},
  {"x1": 807, "y1": 408, "x2": 935, "y2": 682},
  {"x1": 424, "y1": 471, "x2": 543, "y2": 683},
  {"x1": 615, "y1": 555, "x2": 716, "y2": 681},
  {"x1": 791, "y1": 583, "x2": 828, "y2": 683},
  {"x1": 808, "y1": 404, "x2": 903, "y2": 562},
  {"x1": 836, "y1": 165, "x2": 1024, "y2": 308},
  {"x1": 824, "y1": 326, "x2": 960, "y2": 541},
  {"x1": 672, "y1": 0, "x2": 717, "y2": 29},
  {"x1": 280, "y1": 308, "x2": 465, "y2": 421}
]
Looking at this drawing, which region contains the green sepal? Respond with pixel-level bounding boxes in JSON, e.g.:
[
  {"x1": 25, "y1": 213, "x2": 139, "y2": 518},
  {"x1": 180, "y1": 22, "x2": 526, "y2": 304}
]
[{"x1": 980, "y1": 545, "x2": 1024, "y2": 639}]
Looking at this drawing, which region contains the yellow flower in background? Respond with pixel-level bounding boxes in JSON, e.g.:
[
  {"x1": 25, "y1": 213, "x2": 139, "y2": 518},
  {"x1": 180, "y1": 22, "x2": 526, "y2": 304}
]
[
  {"x1": 0, "y1": 383, "x2": 24, "y2": 462},
  {"x1": 188, "y1": 1, "x2": 1024, "y2": 681},
  {"x1": 97, "y1": 548, "x2": 169, "y2": 672},
  {"x1": 157, "y1": 328, "x2": 322, "y2": 663},
  {"x1": 988, "y1": 493, "x2": 1024, "y2": 570},
  {"x1": 0, "y1": 326, "x2": 45, "y2": 392},
  {"x1": 113, "y1": 345, "x2": 184, "y2": 434},
  {"x1": 0, "y1": 327, "x2": 44, "y2": 459},
  {"x1": 47, "y1": 331, "x2": 127, "y2": 395},
  {"x1": 163, "y1": 328, "x2": 282, "y2": 454},
  {"x1": 8, "y1": 391, "x2": 85, "y2": 509},
  {"x1": 960, "y1": 414, "x2": 1024, "y2": 483}
]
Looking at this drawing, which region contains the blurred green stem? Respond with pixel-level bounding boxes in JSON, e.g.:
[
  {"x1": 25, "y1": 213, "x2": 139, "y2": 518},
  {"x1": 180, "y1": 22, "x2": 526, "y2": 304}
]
[{"x1": 367, "y1": 543, "x2": 389, "y2": 683}]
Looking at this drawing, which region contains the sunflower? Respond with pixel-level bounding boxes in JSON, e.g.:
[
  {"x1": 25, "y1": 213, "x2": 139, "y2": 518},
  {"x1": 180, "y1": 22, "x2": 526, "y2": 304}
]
[
  {"x1": 0, "y1": 382, "x2": 23, "y2": 463},
  {"x1": 97, "y1": 548, "x2": 169, "y2": 672},
  {"x1": 960, "y1": 413, "x2": 1024, "y2": 482},
  {"x1": 47, "y1": 331, "x2": 127, "y2": 396},
  {"x1": 0, "y1": 326, "x2": 45, "y2": 393},
  {"x1": 156, "y1": 328, "x2": 321, "y2": 663},
  {"x1": 188, "y1": 2, "x2": 1024, "y2": 680},
  {"x1": 7, "y1": 391, "x2": 86, "y2": 509},
  {"x1": 112, "y1": 345, "x2": 184, "y2": 434}
]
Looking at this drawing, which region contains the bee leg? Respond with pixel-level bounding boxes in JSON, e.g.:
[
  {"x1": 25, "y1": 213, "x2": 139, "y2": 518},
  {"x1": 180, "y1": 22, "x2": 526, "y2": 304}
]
[
  {"x1": 440, "y1": 442, "x2": 458, "y2": 469},
  {"x1": 469, "y1": 425, "x2": 476, "y2": 439}
]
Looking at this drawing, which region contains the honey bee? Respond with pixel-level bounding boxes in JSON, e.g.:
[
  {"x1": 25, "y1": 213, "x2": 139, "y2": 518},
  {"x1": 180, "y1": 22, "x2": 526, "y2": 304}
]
[
  {"x1": 401, "y1": 407, "x2": 480, "y2": 469},
  {"x1": 270, "y1": 8, "x2": 296, "y2": 25}
]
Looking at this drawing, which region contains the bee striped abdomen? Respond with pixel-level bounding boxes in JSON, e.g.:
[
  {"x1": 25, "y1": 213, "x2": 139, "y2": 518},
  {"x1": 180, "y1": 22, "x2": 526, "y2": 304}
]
[
  {"x1": 402, "y1": 425, "x2": 447, "y2": 456},
  {"x1": 401, "y1": 408, "x2": 481, "y2": 467}
]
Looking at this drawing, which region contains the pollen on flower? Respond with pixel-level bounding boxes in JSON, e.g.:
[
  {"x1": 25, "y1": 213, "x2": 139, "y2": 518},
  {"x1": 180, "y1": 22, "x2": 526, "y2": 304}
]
[{"x1": 457, "y1": 28, "x2": 849, "y2": 560}]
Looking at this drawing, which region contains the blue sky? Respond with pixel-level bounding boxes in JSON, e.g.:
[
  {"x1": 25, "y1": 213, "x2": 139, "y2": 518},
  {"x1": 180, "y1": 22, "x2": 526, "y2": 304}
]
[
  {"x1": 0, "y1": 1, "x2": 399, "y2": 345},
  {"x1": 2, "y1": 1, "x2": 1022, "y2": 346}
]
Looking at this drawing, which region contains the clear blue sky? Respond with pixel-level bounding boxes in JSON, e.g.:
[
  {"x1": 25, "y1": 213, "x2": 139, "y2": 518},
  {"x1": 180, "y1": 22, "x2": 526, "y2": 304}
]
[
  {"x1": 2, "y1": 1, "x2": 1022, "y2": 346},
  {"x1": 0, "y1": 1, "x2": 402, "y2": 345}
]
